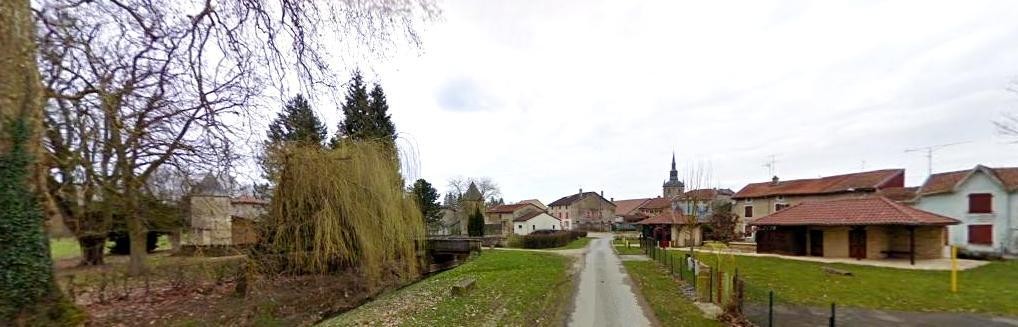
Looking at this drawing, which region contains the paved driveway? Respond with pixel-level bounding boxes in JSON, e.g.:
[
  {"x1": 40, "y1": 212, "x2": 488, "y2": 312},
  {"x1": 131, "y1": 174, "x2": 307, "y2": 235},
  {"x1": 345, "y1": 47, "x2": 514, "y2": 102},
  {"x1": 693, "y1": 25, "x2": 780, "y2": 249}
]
[{"x1": 568, "y1": 234, "x2": 654, "y2": 327}]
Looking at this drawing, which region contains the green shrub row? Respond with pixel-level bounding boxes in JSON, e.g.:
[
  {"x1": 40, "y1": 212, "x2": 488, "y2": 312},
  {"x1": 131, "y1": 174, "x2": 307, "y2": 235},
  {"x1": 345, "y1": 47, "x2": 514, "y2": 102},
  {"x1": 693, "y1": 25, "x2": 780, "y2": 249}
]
[{"x1": 512, "y1": 230, "x2": 587, "y2": 249}]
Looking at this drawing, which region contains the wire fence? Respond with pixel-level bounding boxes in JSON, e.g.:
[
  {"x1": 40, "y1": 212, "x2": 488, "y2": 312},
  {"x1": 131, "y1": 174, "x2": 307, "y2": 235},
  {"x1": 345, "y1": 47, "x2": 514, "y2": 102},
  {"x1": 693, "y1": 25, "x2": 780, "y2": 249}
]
[{"x1": 638, "y1": 238, "x2": 842, "y2": 326}]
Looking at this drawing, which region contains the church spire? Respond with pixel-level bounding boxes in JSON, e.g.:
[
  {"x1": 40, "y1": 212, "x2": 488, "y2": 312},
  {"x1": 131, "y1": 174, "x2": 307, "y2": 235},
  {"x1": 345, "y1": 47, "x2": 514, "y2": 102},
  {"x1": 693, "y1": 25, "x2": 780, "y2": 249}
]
[
  {"x1": 671, "y1": 152, "x2": 676, "y2": 172},
  {"x1": 669, "y1": 152, "x2": 678, "y2": 181}
]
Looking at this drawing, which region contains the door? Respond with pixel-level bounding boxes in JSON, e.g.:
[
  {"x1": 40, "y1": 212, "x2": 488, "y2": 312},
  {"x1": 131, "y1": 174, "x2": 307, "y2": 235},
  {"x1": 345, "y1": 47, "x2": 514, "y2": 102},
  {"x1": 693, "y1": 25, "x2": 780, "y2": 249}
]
[
  {"x1": 849, "y1": 228, "x2": 867, "y2": 259},
  {"x1": 809, "y1": 230, "x2": 824, "y2": 257}
]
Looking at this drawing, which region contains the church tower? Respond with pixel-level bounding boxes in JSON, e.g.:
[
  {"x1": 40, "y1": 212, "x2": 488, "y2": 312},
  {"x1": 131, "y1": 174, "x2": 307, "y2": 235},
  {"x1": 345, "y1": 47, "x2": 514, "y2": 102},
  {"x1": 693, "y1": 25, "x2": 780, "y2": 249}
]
[{"x1": 662, "y1": 153, "x2": 685, "y2": 198}]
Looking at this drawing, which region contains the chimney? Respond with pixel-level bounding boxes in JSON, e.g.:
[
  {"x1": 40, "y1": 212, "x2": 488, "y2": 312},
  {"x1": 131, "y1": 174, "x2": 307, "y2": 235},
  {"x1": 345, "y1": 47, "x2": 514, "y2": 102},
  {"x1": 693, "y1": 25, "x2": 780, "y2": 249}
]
[
  {"x1": 771, "y1": 176, "x2": 780, "y2": 185},
  {"x1": 579, "y1": 188, "x2": 583, "y2": 194},
  {"x1": 600, "y1": 190, "x2": 604, "y2": 197},
  {"x1": 610, "y1": 197, "x2": 614, "y2": 202}
]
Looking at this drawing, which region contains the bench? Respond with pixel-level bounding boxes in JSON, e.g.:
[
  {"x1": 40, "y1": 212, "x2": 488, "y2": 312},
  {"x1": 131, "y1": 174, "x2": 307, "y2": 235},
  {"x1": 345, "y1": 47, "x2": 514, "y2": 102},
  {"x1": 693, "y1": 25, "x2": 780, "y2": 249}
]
[
  {"x1": 451, "y1": 277, "x2": 476, "y2": 296},
  {"x1": 821, "y1": 266, "x2": 853, "y2": 276}
]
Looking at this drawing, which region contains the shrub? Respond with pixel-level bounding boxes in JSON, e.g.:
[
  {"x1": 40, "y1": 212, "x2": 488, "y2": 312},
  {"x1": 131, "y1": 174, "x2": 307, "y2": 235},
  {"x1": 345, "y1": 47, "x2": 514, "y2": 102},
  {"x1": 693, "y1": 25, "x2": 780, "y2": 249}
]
[{"x1": 514, "y1": 230, "x2": 584, "y2": 249}]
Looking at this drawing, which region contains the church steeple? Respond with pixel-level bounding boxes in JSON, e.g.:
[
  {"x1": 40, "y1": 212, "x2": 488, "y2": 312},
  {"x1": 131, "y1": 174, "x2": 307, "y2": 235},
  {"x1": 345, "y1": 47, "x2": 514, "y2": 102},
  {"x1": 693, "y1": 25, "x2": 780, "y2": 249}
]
[{"x1": 663, "y1": 152, "x2": 685, "y2": 198}]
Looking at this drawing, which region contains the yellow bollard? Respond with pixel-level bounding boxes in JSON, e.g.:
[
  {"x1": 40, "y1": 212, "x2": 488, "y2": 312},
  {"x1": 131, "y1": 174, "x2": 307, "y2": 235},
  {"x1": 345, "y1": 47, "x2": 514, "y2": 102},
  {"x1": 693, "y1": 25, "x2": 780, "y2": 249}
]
[{"x1": 951, "y1": 245, "x2": 958, "y2": 293}]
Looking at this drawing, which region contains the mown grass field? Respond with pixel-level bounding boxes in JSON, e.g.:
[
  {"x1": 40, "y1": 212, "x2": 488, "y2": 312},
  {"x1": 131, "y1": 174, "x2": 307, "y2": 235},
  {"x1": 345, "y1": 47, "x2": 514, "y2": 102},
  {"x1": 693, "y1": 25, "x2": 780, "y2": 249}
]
[
  {"x1": 623, "y1": 261, "x2": 720, "y2": 327},
  {"x1": 705, "y1": 255, "x2": 1018, "y2": 315},
  {"x1": 324, "y1": 249, "x2": 574, "y2": 326},
  {"x1": 615, "y1": 245, "x2": 644, "y2": 255}
]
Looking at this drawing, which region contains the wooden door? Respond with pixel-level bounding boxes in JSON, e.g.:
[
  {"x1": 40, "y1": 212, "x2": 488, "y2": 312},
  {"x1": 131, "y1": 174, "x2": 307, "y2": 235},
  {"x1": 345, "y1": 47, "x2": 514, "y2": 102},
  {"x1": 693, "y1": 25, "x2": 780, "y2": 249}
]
[
  {"x1": 849, "y1": 228, "x2": 867, "y2": 259},
  {"x1": 809, "y1": 230, "x2": 824, "y2": 257}
]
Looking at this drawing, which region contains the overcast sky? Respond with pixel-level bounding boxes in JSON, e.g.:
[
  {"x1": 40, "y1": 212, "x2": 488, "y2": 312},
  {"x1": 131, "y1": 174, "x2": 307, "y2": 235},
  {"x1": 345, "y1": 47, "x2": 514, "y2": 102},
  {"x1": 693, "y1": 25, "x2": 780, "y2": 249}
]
[{"x1": 310, "y1": 1, "x2": 1018, "y2": 204}]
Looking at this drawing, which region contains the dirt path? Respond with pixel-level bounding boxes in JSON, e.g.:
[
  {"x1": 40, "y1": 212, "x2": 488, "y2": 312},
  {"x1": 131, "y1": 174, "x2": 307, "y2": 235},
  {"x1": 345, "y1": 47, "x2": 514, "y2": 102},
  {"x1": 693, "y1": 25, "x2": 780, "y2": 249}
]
[{"x1": 568, "y1": 234, "x2": 654, "y2": 327}]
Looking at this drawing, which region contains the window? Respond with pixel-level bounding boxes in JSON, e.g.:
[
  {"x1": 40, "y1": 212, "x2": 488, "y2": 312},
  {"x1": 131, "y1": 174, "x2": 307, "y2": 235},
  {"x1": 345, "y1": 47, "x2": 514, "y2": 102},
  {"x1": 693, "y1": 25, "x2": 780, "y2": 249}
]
[
  {"x1": 518, "y1": 225, "x2": 522, "y2": 229},
  {"x1": 744, "y1": 205, "x2": 754, "y2": 218},
  {"x1": 746, "y1": 198, "x2": 753, "y2": 203},
  {"x1": 775, "y1": 203, "x2": 790, "y2": 211},
  {"x1": 776, "y1": 196, "x2": 784, "y2": 201},
  {"x1": 532, "y1": 225, "x2": 536, "y2": 231},
  {"x1": 968, "y1": 225, "x2": 993, "y2": 245},
  {"x1": 968, "y1": 193, "x2": 992, "y2": 213}
]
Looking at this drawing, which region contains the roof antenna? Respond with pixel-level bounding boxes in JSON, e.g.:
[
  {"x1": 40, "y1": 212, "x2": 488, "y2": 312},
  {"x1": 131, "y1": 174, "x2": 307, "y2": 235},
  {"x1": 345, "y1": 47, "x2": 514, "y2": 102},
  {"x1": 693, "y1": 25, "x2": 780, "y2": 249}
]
[
  {"x1": 905, "y1": 142, "x2": 970, "y2": 177},
  {"x1": 763, "y1": 154, "x2": 778, "y2": 178}
]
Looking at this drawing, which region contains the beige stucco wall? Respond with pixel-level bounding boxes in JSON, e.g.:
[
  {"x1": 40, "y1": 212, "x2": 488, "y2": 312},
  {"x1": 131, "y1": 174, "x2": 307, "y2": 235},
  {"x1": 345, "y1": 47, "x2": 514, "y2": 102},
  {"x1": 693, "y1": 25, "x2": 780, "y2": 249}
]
[
  {"x1": 823, "y1": 227, "x2": 850, "y2": 258},
  {"x1": 888, "y1": 226, "x2": 945, "y2": 259},
  {"x1": 672, "y1": 225, "x2": 702, "y2": 247},
  {"x1": 551, "y1": 194, "x2": 615, "y2": 230}
]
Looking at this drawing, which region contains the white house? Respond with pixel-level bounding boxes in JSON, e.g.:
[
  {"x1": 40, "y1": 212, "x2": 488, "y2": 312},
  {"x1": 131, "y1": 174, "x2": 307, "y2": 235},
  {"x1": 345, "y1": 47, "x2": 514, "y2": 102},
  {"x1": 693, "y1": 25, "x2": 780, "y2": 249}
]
[
  {"x1": 513, "y1": 212, "x2": 562, "y2": 235},
  {"x1": 912, "y1": 165, "x2": 1018, "y2": 256}
]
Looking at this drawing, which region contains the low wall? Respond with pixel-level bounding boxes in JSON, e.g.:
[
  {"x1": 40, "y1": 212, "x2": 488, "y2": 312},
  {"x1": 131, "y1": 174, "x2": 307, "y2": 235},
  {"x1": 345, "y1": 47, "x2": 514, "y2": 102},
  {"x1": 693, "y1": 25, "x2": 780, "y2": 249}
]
[{"x1": 727, "y1": 242, "x2": 757, "y2": 253}]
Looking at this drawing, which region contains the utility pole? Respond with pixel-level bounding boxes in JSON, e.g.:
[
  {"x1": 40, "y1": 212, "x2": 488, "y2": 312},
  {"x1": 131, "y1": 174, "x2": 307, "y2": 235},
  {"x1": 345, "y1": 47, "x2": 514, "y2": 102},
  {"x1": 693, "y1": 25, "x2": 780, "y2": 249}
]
[{"x1": 905, "y1": 142, "x2": 969, "y2": 177}]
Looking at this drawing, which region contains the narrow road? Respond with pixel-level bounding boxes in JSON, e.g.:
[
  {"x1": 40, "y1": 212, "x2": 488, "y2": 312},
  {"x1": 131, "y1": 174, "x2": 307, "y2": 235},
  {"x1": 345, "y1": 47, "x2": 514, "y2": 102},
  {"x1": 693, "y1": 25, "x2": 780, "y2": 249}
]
[{"x1": 568, "y1": 234, "x2": 653, "y2": 327}]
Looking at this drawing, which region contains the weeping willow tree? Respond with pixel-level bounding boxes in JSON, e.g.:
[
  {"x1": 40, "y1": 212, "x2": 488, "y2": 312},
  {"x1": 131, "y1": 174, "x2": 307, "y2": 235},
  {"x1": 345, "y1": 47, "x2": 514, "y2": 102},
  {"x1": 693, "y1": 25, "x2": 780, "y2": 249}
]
[{"x1": 256, "y1": 141, "x2": 424, "y2": 282}]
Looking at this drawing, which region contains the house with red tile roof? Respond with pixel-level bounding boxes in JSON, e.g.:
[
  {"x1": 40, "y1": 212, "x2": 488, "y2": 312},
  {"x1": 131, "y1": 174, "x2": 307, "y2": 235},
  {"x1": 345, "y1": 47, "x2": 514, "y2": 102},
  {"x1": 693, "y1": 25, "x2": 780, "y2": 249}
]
[
  {"x1": 732, "y1": 169, "x2": 906, "y2": 239},
  {"x1": 486, "y1": 202, "x2": 545, "y2": 236},
  {"x1": 912, "y1": 165, "x2": 1018, "y2": 256},
  {"x1": 634, "y1": 211, "x2": 702, "y2": 247},
  {"x1": 749, "y1": 197, "x2": 958, "y2": 263}
]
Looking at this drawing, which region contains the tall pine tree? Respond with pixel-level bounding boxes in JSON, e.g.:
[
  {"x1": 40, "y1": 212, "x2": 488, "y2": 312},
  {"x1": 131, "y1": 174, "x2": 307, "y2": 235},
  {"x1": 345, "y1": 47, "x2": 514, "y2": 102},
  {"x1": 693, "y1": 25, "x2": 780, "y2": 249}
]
[
  {"x1": 262, "y1": 94, "x2": 328, "y2": 182},
  {"x1": 332, "y1": 70, "x2": 398, "y2": 149},
  {"x1": 267, "y1": 94, "x2": 328, "y2": 145}
]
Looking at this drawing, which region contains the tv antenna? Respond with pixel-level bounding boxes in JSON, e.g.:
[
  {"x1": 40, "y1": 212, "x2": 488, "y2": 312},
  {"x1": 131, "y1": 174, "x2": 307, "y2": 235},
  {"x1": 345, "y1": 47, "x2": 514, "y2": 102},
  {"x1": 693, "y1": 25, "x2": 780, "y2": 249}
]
[
  {"x1": 763, "y1": 154, "x2": 778, "y2": 177},
  {"x1": 905, "y1": 142, "x2": 970, "y2": 177}
]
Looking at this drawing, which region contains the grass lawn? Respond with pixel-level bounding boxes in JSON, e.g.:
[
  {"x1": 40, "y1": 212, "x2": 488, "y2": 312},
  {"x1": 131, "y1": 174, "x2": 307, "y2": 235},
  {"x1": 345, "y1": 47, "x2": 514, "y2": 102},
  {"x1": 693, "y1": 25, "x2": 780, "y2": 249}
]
[
  {"x1": 51, "y1": 238, "x2": 81, "y2": 260},
  {"x1": 549, "y1": 237, "x2": 593, "y2": 250},
  {"x1": 706, "y1": 255, "x2": 1018, "y2": 315},
  {"x1": 623, "y1": 261, "x2": 720, "y2": 327},
  {"x1": 615, "y1": 245, "x2": 644, "y2": 255},
  {"x1": 324, "y1": 249, "x2": 574, "y2": 326}
]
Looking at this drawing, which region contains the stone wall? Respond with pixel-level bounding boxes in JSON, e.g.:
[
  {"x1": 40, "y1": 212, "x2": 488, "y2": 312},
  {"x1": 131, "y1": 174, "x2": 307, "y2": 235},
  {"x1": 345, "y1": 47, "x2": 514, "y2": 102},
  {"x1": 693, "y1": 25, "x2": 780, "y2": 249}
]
[{"x1": 187, "y1": 196, "x2": 232, "y2": 246}]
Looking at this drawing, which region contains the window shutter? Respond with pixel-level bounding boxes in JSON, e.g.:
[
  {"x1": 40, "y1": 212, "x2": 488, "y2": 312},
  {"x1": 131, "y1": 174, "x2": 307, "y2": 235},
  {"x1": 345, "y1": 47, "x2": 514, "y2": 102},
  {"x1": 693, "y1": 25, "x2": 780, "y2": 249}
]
[
  {"x1": 968, "y1": 225, "x2": 992, "y2": 245},
  {"x1": 968, "y1": 194, "x2": 992, "y2": 213},
  {"x1": 744, "y1": 206, "x2": 753, "y2": 218}
]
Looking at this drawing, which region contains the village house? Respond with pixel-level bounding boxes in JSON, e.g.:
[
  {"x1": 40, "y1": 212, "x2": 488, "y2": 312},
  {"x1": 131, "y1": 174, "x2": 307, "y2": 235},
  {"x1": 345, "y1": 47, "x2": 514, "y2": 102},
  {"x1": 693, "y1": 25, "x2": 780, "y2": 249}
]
[
  {"x1": 185, "y1": 175, "x2": 268, "y2": 248},
  {"x1": 749, "y1": 197, "x2": 958, "y2": 264},
  {"x1": 732, "y1": 169, "x2": 906, "y2": 239},
  {"x1": 635, "y1": 211, "x2": 703, "y2": 247},
  {"x1": 912, "y1": 165, "x2": 1018, "y2": 257},
  {"x1": 548, "y1": 190, "x2": 615, "y2": 231},
  {"x1": 512, "y1": 211, "x2": 562, "y2": 235},
  {"x1": 486, "y1": 202, "x2": 544, "y2": 236}
]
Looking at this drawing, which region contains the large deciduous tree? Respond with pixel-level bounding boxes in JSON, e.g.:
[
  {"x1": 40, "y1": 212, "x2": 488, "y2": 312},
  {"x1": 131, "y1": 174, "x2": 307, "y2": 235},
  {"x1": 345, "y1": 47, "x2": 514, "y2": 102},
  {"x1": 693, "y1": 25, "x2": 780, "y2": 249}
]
[
  {"x1": 34, "y1": 0, "x2": 437, "y2": 276},
  {"x1": 447, "y1": 176, "x2": 502, "y2": 201}
]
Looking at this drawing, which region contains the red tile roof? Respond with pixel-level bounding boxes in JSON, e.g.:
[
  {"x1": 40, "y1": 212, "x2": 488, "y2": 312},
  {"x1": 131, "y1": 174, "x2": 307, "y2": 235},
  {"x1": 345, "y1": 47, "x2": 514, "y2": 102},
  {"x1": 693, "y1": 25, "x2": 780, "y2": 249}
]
[
  {"x1": 613, "y1": 198, "x2": 651, "y2": 215},
  {"x1": 548, "y1": 192, "x2": 613, "y2": 207},
  {"x1": 748, "y1": 197, "x2": 958, "y2": 226},
  {"x1": 487, "y1": 203, "x2": 539, "y2": 214},
  {"x1": 641, "y1": 197, "x2": 672, "y2": 210},
  {"x1": 919, "y1": 166, "x2": 1018, "y2": 195},
  {"x1": 732, "y1": 169, "x2": 904, "y2": 199},
  {"x1": 514, "y1": 211, "x2": 557, "y2": 222},
  {"x1": 620, "y1": 212, "x2": 650, "y2": 223},
  {"x1": 680, "y1": 188, "x2": 734, "y2": 200},
  {"x1": 876, "y1": 187, "x2": 918, "y2": 202},
  {"x1": 634, "y1": 211, "x2": 689, "y2": 225}
]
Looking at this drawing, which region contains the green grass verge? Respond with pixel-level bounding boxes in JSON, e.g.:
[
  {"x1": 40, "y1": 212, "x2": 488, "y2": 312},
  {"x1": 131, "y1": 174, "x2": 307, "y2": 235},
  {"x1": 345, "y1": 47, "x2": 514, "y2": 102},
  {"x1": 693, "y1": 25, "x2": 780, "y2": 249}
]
[
  {"x1": 623, "y1": 261, "x2": 720, "y2": 327},
  {"x1": 324, "y1": 250, "x2": 573, "y2": 326},
  {"x1": 706, "y1": 255, "x2": 1018, "y2": 315},
  {"x1": 549, "y1": 237, "x2": 593, "y2": 250},
  {"x1": 615, "y1": 245, "x2": 644, "y2": 255}
]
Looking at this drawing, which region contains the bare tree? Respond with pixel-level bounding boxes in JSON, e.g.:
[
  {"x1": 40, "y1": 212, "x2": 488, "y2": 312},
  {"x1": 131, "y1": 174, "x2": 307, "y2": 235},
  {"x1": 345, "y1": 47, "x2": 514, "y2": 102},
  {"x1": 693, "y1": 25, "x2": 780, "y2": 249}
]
[
  {"x1": 995, "y1": 82, "x2": 1018, "y2": 140},
  {"x1": 34, "y1": 0, "x2": 438, "y2": 275},
  {"x1": 675, "y1": 162, "x2": 714, "y2": 248},
  {"x1": 447, "y1": 176, "x2": 502, "y2": 200}
]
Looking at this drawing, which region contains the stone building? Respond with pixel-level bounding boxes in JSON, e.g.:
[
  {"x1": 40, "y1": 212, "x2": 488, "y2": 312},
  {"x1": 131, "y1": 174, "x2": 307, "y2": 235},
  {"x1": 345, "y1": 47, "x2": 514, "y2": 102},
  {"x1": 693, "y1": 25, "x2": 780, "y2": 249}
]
[
  {"x1": 486, "y1": 202, "x2": 544, "y2": 235},
  {"x1": 184, "y1": 175, "x2": 268, "y2": 247},
  {"x1": 662, "y1": 153, "x2": 685, "y2": 198},
  {"x1": 548, "y1": 190, "x2": 615, "y2": 231}
]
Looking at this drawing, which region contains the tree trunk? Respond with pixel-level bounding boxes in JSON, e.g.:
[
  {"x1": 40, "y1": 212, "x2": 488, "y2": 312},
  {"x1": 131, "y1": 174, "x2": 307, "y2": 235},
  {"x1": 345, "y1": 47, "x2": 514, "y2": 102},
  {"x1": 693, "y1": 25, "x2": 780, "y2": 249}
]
[
  {"x1": 0, "y1": 0, "x2": 83, "y2": 324},
  {"x1": 126, "y1": 208, "x2": 148, "y2": 276},
  {"x1": 78, "y1": 236, "x2": 106, "y2": 266}
]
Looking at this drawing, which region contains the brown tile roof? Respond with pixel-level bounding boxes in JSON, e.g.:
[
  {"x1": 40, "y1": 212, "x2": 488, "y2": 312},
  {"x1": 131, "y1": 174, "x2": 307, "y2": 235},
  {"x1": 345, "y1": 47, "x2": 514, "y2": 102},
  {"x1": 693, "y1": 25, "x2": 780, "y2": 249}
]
[
  {"x1": 634, "y1": 211, "x2": 689, "y2": 225},
  {"x1": 876, "y1": 187, "x2": 918, "y2": 202},
  {"x1": 919, "y1": 166, "x2": 1018, "y2": 195},
  {"x1": 732, "y1": 169, "x2": 904, "y2": 199},
  {"x1": 613, "y1": 198, "x2": 651, "y2": 215},
  {"x1": 548, "y1": 192, "x2": 614, "y2": 207},
  {"x1": 748, "y1": 197, "x2": 959, "y2": 226},
  {"x1": 620, "y1": 212, "x2": 650, "y2": 223},
  {"x1": 486, "y1": 203, "x2": 538, "y2": 214},
  {"x1": 514, "y1": 211, "x2": 557, "y2": 222},
  {"x1": 641, "y1": 197, "x2": 672, "y2": 210}
]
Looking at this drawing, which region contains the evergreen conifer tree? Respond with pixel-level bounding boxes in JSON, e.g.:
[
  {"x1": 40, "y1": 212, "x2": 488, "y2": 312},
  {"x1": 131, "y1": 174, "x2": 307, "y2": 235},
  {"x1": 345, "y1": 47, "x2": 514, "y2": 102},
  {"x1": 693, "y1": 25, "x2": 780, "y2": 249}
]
[
  {"x1": 267, "y1": 94, "x2": 328, "y2": 145},
  {"x1": 467, "y1": 207, "x2": 485, "y2": 237},
  {"x1": 409, "y1": 179, "x2": 442, "y2": 227},
  {"x1": 331, "y1": 70, "x2": 371, "y2": 147}
]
